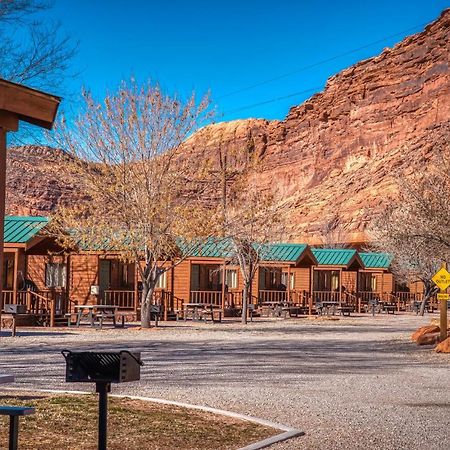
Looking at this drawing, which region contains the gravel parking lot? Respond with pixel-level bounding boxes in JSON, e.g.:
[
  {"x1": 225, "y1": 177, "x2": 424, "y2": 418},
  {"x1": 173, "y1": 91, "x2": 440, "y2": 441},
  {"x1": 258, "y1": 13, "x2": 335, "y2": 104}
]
[{"x1": 1, "y1": 314, "x2": 449, "y2": 449}]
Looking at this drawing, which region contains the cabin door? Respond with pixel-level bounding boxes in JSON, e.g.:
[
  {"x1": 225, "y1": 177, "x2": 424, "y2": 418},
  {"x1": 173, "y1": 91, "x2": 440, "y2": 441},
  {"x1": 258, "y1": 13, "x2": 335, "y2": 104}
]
[{"x1": 99, "y1": 259, "x2": 111, "y2": 302}]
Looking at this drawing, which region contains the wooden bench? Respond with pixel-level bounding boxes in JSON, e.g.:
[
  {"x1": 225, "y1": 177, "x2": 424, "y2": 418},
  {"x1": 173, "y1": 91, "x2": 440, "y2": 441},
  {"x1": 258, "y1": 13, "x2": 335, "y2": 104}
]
[
  {"x1": 64, "y1": 312, "x2": 79, "y2": 327},
  {"x1": 201, "y1": 306, "x2": 223, "y2": 323},
  {"x1": 0, "y1": 406, "x2": 35, "y2": 450},
  {"x1": 383, "y1": 304, "x2": 396, "y2": 314},
  {"x1": 95, "y1": 312, "x2": 117, "y2": 329}
]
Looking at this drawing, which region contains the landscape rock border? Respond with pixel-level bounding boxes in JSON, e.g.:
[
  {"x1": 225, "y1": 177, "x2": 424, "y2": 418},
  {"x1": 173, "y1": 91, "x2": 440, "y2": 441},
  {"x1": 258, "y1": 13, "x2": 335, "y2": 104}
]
[{"x1": 1, "y1": 387, "x2": 305, "y2": 450}]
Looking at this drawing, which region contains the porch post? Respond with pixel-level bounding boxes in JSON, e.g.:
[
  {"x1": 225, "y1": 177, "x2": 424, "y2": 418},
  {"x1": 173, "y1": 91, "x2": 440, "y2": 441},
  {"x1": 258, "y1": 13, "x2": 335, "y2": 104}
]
[
  {"x1": 309, "y1": 267, "x2": 314, "y2": 315},
  {"x1": 13, "y1": 249, "x2": 18, "y2": 304},
  {"x1": 133, "y1": 262, "x2": 139, "y2": 317},
  {"x1": 221, "y1": 260, "x2": 226, "y2": 310},
  {"x1": 0, "y1": 129, "x2": 6, "y2": 331},
  {"x1": 339, "y1": 268, "x2": 343, "y2": 306},
  {"x1": 287, "y1": 266, "x2": 291, "y2": 302}
]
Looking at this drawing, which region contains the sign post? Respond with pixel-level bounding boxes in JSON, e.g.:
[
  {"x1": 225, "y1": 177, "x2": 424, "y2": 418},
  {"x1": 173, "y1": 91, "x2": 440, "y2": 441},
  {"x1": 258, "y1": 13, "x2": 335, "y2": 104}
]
[{"x1": 431, "y1": 264, "x2": 450, "y2": 342}]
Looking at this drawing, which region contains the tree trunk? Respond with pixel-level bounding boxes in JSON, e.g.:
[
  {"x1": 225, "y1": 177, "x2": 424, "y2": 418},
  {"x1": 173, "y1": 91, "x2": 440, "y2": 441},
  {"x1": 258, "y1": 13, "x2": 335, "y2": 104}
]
[
  {"x1": 141, "y1": 284, "x2": 154, "y2": 328},
  {"x1": 419, "y1": 284, "x2": 433, "y2": 316},
  {"x1": 241, "y1": 283, "x2": 249, "y2": 324}
]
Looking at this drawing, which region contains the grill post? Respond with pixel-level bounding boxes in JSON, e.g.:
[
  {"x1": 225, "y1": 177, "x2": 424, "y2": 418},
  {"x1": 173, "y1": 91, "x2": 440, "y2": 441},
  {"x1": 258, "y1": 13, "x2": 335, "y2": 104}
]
[{"x1": 96, "y1": 381, "x2": 110, "y2": 450}]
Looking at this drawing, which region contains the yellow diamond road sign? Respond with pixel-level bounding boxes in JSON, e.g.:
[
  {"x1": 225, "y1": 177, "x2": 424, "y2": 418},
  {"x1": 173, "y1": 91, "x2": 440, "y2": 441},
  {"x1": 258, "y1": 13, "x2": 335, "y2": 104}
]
[{"x1": 432, "y1": 267, "x2": 450, "y2": 291}]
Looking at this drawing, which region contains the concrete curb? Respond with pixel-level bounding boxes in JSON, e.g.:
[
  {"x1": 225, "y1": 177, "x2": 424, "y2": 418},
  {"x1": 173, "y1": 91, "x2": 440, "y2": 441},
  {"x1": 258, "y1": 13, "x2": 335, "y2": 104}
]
[{"x1": 1, "y1": 387, "x2": 304, "y2": 449}]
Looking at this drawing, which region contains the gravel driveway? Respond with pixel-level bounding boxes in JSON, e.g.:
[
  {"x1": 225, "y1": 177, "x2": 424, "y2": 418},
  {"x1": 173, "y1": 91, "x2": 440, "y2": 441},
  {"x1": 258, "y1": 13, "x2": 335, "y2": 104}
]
[{"x1": 1, "y1": 314, "x2": 449, "y2": 449}]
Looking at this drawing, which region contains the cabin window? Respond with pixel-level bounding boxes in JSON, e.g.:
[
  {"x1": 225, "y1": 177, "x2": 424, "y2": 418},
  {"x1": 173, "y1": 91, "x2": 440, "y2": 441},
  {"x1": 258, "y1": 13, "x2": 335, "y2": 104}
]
[
  {"x1": 371, "y1": 275, "x2": 377, "y2": 292},
  {"x1": 281, "y1": 272, "x2": 295, "y2": 290},
  {"x1": 2, "y1": 254, "x2": 14, "y2": 290},
  {"x1": 155, "y1": 271, "x2": 167, "y2": 289},
  {"x1": 226, "y1": 269, "x2": 238, "y2": 289},
  {"x1": 314, "y1": 270, "x2": 340, "y2": 291},
  {"x1": 259, "y1": 267, "x2": 284, "y2": 290},
  {"x1": 45, "y1": 263, "x2": 67, "y2": 288},
  {"x1": 359, "y1": 273, "x2": 377, "y2": 292}
]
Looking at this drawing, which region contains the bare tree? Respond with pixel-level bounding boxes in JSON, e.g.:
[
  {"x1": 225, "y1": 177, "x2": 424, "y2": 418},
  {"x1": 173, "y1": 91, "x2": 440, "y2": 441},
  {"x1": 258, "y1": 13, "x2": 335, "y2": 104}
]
[
  {"x1": 208, "y1": 138, "x2": 285, "y2": 324},
  {"x1": 0, "y1": 0, "x2": 77, "y2": 91},
  {"x1": 369, "y1": 141, "x2": 450, "y2": 314},
  {"x1": 49, "y1": 79, "x2": 214, "y2": 328},
  {"x1": 370, "y1": 207, "x2": 440, "y2": 315}
]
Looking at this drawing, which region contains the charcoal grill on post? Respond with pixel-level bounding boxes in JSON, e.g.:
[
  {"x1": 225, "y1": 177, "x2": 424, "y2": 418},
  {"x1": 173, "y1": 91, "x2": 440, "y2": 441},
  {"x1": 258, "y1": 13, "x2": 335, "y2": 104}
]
[{"x1": 62, "y1": 350, "x2": 143, "y2": 450}]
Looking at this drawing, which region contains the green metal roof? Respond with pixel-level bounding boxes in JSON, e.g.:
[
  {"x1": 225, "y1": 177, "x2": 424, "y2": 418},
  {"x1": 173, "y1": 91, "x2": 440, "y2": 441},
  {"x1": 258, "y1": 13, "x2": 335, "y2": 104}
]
[
  {"x1": 4, "y1": 216, "x2": 49, "y2": 243},
  {"x1": 311, "y1": 248, "x2": 358, "y2": 266},
  {"x1": 359, "y1": 252, "x2": 392, "y2": 269},
  {"x1": 259, "y1": 243, "x2": 309, "y2": 263},
  {"x1": 186, "y1": 238, "x2": 311, "y2": 263},
  {"x1": 185, "y1": 237, "x2": 234, "y2": 258}
]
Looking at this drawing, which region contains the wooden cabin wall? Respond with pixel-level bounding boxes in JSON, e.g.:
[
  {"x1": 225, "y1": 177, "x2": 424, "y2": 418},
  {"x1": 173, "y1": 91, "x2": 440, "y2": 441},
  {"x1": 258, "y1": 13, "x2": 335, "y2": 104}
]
[
  {"x1": 292, "y1": 267, "x2": 310, "y2": 292},
  {"x1": 342, "y1": 271, "x2": 357, "y2": 293},
  {"x1": 408, "y1": 280, "x2": 424, "y2": 294},
  {"x1": 382, "y1": 273, "x2": 394, "y2": 293},
  {"x1": 26, "y1": 254, "x2": 65, "y2": 291},
  {"x1": 172, "y1": 260, "x2": 190, "y2": 303},
  {"x1": 69, "y1": 254, "x2": 99, "y2": 305}
]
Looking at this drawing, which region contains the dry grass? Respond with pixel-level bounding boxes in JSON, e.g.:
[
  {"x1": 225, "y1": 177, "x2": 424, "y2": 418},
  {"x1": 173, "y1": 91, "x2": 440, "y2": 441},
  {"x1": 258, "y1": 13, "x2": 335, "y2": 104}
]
[{"x1": 0, "y1": 392, "x2": 275, "y2": 449}]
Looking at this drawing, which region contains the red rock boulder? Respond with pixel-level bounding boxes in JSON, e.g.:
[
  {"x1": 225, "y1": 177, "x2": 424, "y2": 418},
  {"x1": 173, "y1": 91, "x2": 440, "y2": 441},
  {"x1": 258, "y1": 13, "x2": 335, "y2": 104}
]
[
  {"x1": 435, "y1": 337, "x2": 450, "y2": 353},
  {"x1": 412, "y1": 325, "x2": 440, "y2": 342}
]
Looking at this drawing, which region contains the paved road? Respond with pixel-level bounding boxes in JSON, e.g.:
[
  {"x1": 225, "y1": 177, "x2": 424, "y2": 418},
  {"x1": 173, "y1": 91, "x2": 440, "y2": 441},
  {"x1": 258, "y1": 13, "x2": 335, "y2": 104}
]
[{"x1": 1, "y1": 314, "x2": 449, "y2": 449}]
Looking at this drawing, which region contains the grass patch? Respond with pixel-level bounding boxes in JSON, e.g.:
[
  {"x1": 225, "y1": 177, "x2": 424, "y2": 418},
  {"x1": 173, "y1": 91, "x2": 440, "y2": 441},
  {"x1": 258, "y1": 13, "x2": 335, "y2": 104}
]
[{"x1": 0, "y1": 391, "x2": 275, "y2": 449}]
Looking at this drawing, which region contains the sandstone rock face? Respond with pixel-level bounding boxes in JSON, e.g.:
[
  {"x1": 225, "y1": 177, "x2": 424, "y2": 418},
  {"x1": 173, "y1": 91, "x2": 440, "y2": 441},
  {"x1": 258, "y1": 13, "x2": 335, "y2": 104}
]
[
  {"x1": 6, "y1": 146, "x2": 80, "y2": 216},
  {"x1": 183, "y1": 9, "x2": 450, "y2": 243},
  {"x1": 5, "y1": 10, "x2": 450, "y2": 243}
]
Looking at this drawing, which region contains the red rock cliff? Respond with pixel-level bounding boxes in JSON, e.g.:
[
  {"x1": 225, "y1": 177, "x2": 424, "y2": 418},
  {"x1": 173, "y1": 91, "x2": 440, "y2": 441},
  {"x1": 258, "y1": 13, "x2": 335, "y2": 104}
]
[{"x1": 6, "y1": 9, "x2": 450, "y2": 243}]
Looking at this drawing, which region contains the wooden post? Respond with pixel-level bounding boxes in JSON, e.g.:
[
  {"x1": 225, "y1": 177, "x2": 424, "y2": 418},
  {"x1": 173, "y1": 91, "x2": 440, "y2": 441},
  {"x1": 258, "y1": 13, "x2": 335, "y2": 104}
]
[
  {"x1": 440, "y1": 263, "x2": 448, "y2": 343},
  {"x1": 134, "y1": 262, "x2": 139, "y2": 318},
  {"x1": 339, "y1": 268, "x2": 343, "y2": 306},
  {"x1": 50, "y1": 298, "x2": 56, "y2": 327},
  {"x1": 221, "y1": 261, "x2": 226, "y2": 310},
  {"x1": 0, "y1": 128, "x2": 6, "y2": 332},
  {"x1": 358, "y1": 296, "x2": 361, "y2": 314},
  {"x1": 287, "y1": 266, "x2": 291, "y2": 303},
  {"x1": 310, "y1": 267, "x2": 314, "y2": 315},
  {"x1": 163, "y1": 291, "x2": 168, "y2": 322},
  {"x1": 12, "y1": 249, "x2": 18, "y2": 305}
]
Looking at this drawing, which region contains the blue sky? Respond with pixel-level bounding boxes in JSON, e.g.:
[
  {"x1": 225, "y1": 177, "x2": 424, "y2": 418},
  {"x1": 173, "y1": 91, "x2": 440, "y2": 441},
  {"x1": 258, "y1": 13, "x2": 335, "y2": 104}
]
[{"x1": 48, "y1": 0, "x2": 448, "y2": 122}]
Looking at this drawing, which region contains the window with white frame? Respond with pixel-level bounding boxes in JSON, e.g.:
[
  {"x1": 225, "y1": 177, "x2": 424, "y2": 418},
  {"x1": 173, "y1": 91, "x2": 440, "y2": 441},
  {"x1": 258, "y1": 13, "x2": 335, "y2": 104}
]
[
  {"x1": 281, "y1": 272, "x2": 295, "y2": 290},
  {"x1": 45, "y1": 263, "x2": 67, "y2": 288},
  {"x1": 226, "y1": 269, "x2": 238, "y2": 289},
  {"x1": 155, "y1": 271, "x2": 167, "y2": 289}
]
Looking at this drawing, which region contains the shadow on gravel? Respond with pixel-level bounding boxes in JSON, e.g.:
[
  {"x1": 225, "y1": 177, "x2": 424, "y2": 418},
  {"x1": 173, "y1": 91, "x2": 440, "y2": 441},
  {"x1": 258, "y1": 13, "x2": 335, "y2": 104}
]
[{"x1": 0, "y1": 333, "x2": 425, "y2": 389}]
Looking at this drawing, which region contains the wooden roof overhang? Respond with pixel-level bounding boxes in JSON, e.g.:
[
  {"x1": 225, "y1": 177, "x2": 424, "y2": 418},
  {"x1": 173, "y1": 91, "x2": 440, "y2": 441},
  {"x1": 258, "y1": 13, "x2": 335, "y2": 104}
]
[{"x1": 0, "y1": 78, "x2": 61, "y2": 131}]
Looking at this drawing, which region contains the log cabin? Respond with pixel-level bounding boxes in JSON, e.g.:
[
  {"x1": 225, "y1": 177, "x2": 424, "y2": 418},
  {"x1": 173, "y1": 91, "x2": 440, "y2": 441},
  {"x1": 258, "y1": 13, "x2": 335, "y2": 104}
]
[
  {"x1": 1, "y1": 215, "x2": 431, "y2": 325},
  {"x1": 310, "y1": 248, "x2": 363, "y2": 307}
]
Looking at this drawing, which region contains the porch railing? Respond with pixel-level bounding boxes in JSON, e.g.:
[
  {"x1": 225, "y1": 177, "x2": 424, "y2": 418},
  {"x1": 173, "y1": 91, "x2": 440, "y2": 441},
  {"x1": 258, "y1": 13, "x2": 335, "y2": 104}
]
[
  {"x1": 103, "y1": 290, "x2": 135, "y2": 309},
  {"x1": 1, "y1": 290, "x2": 59, "y2": 327},
  {"x1": 258, "y1": 290, "x2": 288, "y2": 304},
  {"x1": 312, "y1": 291, "x2": 341, "y2": 303},
  {"x1": 189, "y1": 290, "x2": 222, "y2": 306}
]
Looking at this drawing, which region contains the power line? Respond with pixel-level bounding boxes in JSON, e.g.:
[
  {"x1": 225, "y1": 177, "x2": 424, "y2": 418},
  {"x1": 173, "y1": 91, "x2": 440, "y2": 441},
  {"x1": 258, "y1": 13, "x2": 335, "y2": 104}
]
[
  {"x1": 221, "y1": 87, "x2": 321, "y2": 117},
  {"x1": 217, "y1": 22, "x2": 427, "y2": 100}
]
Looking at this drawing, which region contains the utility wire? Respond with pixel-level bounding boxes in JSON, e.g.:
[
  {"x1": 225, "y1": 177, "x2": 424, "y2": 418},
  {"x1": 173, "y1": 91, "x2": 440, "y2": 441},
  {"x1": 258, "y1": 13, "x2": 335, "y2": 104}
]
[
  {"x1": 217, "y1": 22, "x2": 426, "y2": 100},
  {"x1": 221, "y1": 87, "x2": 321, "y2": 117}
]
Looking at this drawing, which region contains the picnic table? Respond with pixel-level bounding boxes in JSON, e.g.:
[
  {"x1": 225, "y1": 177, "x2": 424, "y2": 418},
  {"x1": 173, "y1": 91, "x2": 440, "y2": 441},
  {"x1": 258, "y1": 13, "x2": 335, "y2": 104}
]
[
  {"x1": 72, "y1": 305, "x2": 120, "y2": 328},
  {"x1": 183, "y1": 303, "x2": 223, "y2": 322}
]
